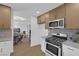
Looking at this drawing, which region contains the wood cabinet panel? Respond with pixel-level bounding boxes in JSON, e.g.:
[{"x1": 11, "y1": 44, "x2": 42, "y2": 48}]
[
  {"x1": 56, "y1": 4, "x2": 66, "y2": 19},
  {"x1": 65, "y1": 3, "x2": 79, "y2": 29},
  {"x1": 37, "y1": 15, "x2": 46, "y2": 24},
  {"x1": 0, "y1": 5, "x2": 11, "y2": 29},
  {"x1": 41, "y1": 15, "x2": 46, "y2": 24},
  {"x1": 37, "y1": 16, "x2": 41, "y2": 24},
  {"x1": 44, "y1": 13, "x2": 49, "y2": 29},
  {"x1": 49, "y1": 9, "x2": 56, "y2": 20},
  {"x1": 37, "y1": 12, "x2": 49, "y2": 29}
]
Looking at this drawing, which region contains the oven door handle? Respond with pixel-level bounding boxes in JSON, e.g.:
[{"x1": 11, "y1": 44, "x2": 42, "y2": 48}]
[{"x1": 46, "y1": 42, "x2": 60, "y2": 48}]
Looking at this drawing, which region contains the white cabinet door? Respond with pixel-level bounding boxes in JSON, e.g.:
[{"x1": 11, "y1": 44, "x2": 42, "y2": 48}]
[
  {"x1": 41, "y1": 40, "x2": 46, "y2": 53},
  {"x1": 0, "y1": 41, "x2": 11, "y2": 56},
  {"x1": 62, "y1": 44, "x2": 79, "y2": 56}
]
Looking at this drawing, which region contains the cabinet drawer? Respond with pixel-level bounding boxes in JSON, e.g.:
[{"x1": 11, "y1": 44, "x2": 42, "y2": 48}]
[
  {"x1": 63, "y1": 44, "x2": 79, "y2": 56},
  {"x1": 63, "y1": 45, "x2": 76, "y2": 51}
]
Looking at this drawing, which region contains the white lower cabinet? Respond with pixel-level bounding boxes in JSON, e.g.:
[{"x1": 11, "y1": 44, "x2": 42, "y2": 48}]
[
  {"x1": 62, "y1": 44, "x2": 79, "y2": 56},
  {"x1": 0, "y1": 41, "x2": 11, "y2": 56},
  {"x1": 41, "y1": 40, "x2": 46, "y2": 53}
]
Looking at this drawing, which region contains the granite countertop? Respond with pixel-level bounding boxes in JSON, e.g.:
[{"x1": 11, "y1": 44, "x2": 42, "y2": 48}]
[
  {"x1": 41, "y1": 36, "x2": 49, "y2": 39},
  {"x1": 0, "y1": 37, "x2": 11, "y2": 42},
  {"x1": 63, "y1": 40, "x2": 79, "y2": 49}
]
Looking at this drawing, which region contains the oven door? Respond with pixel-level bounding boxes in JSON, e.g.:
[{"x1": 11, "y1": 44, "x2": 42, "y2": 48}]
[{"x1": 46, "y1": 42, "x2": 61, "y2": 56}]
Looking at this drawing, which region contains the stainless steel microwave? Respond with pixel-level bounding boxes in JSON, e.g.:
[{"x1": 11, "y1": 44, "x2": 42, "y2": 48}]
[{"x1": 48, "y1": 18, "x2": 64, "y2": 28}]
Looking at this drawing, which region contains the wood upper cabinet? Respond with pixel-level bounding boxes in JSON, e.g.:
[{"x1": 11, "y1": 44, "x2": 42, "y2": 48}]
[
  {"x1": 37, "y1": 12, "x2": 49, "y2": 29},
  {"x1": 37, "y1": 3, "x2": 79, "y2": 29},
  {"x1": 49, "y1": 9, "x2": 56, "y2": 20},
  {"x1": 0, "y1": 4, "x2": 11, "y2": 29},
  {"x1": 44, "y1": 13, "x2": 49, "y2": 29},
  {"x1": 37, "y1": 16, "x2": 42, "y2": 24},
  {"x1": 37, "y1": 14, "x2": 46, "y2": 24},
  {"x1": 55, "y1": 4, "x2": 66, "y2": 19},
  {"x1": 65, "y1": 3, "x2": 79, "y2": 29}
]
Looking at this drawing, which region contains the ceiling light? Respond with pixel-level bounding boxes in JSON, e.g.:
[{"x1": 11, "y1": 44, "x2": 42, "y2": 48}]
[
  {"x1": 36, "y1": 11, "x2": 40, "y2": 14},
  {"x1": 14, "y1": 16, "x2": 26, "y2": 21}
]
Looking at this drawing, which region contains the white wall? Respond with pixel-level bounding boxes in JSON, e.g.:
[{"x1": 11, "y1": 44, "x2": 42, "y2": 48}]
[{"x1": 31, "y1": 16, "x2": 48, "y2": 46}]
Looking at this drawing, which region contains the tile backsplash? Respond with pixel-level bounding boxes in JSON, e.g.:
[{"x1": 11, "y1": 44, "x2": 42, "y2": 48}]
[
  {"x1": 48, "y1": 28, "x2": 79, "y2": 40},
  {"x1": 0, "y1": 30, "x2": 12, "y2": 38}
]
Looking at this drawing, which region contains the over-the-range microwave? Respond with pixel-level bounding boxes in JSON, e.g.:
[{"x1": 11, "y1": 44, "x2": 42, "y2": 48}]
[{"x1": 48, "y1": 18, "x2": 64, "y2": 28}]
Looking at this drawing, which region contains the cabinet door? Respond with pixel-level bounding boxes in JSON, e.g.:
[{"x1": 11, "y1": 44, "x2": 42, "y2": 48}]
[
  {"x1": 56, "y1": 4, "x2": 66, "y2": 19},
  {"x1": 41, "y1": 15, "x2": 46, "y2": 24},
  {"x1": 49, "y1": 9, "x2": 56, "y2": 20},
  {"x1": 41, "y1": 39, "x2": 46, "y2": 53},
  {"x1": 0, "y1": 5, "x2": 11, "y2": 29},
  {"x1": 65, "y1": 3, "x2": 79, "y2": 29},
  {"x1": 62, "y1": 44, "x2": 79, "y2": 56},
  {"x1": 37, "y1": 16, "x2": 41, "y2": 24},
  {"x1": 0, "y1": 5, "x2": 5, "y2": 29},
  {"x1": 0, "y1": 41, "x2": 11, "y2": 56},
  {"x1": 44, "y1": 13, "x2": 49, "y2": 29},
  {"x1": 37, "y1": 15, "x2": 45, "y2": 24}
]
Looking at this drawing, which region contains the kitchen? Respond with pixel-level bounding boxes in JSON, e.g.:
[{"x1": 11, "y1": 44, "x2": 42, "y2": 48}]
[
  {"x1": 37, "y1": 3, "x2": 79, "y2": 56},
  {"x1": 0, "y1": 3, "x2": 62, "y2": 56},
  {"x1": 0, "y1": 3, "x2": 79, "y2": 56}
]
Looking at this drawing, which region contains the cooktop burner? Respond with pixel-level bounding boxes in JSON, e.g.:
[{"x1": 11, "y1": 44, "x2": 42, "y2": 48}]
[{"x1": 46, "y1": 33, "x2": 67, "y2": 46}]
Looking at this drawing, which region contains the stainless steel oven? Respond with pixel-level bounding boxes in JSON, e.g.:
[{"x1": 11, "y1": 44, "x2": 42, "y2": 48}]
[
  {"x1": 45, "y1": 33, "x2": 67, "y2": 56},
  {"x1": 46, "y1": 42, "x2": 61, "y2": 56}
]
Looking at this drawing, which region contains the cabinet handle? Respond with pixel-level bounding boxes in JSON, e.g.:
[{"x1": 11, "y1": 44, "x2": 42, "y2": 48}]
[
  {"x1": 67, "y1": 48, "x2": 74, "y2": 51},
  {"x1": 2, "y1": 24, "x2": 4, "y2": 28}
]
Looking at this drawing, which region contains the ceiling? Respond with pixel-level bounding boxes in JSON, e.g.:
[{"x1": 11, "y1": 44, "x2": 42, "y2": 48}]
[{"x1": 3, "y1": 3, "x2": 63, "y2": 20}]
